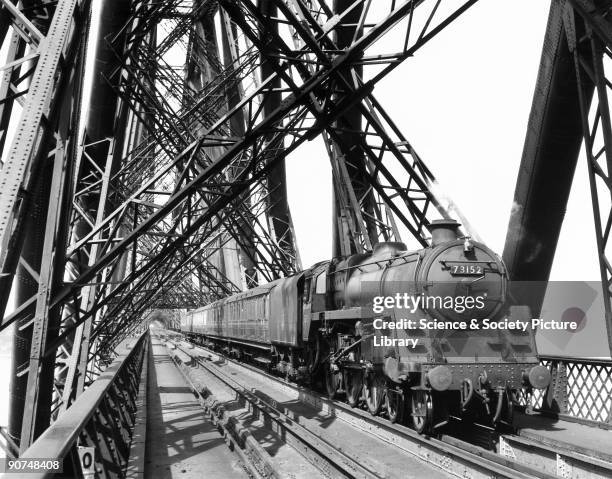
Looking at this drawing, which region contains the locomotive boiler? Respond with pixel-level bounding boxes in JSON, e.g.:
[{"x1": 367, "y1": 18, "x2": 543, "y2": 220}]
[{"x1": 180, "y1": 219, "x2": 551, "y2": 433}]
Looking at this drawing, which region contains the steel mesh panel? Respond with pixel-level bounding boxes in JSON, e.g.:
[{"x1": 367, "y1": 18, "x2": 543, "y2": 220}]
[
  {"x1": 565, "y1": 361, "x2": 612, "y2": 422},
  {"x1": 538, "y1": 358, "x2": 612, "y2": 424}
]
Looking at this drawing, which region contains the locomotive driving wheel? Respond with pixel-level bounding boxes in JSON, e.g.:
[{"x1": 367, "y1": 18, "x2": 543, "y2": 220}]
[
  {"x1": 344, "y1": 369, "x2": 363, "y2": 407},
  {"x1": 385, "y1": 387, "x2": 404, "y2": 423},
  {"x1": 411, "y1": 390, "x2": 433, "y2": 434},
  {"x1": 364, "y1": 373, "x2": 386, "y2": 415}
]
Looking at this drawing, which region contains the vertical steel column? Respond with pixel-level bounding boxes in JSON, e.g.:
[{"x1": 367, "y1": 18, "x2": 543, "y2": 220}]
[
  {"x1": 564, "y1": 2, "x2": 612, "y2": 351},
  {"x1": 331, "y1": 0, "x2": 376, "y2": 257},
  {"x1": 258, "y1": 0, "x2": 300, "y2": 268},
  {"x1": 0, "y1": 0, "x2": 81, "y2": 317},
  {"x1": 0, "y1": 0, "x2": 89, "y2": 447},
  {"x1": 19, "y1": 138, "x2": 70, "y2": 451},
  {"x1": 220, "y1": 9, "x2": 259, "y2": 287},
  {"x1": 60, "y1": 0, "x2": 131, "y2": 409}
]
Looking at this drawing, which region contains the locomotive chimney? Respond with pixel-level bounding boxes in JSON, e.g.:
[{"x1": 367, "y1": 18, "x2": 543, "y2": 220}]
[{"x1": 429, "y1": 219, "x2": 461, "y2": 246}]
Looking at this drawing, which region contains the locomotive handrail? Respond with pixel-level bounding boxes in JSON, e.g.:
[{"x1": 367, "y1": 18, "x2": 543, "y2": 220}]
[
  {"x1": 332, "y1": 252, "x2": 419, "y2": 274},
  {"x1": 4, "y1": 330, "x2": 149, "y2": 478}
]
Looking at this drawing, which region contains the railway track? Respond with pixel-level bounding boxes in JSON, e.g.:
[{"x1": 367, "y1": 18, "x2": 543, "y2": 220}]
[
  {"x1": 166, "y1": 341, "x2": 380, "y2": 479},
  {"x1": 162, "y1": 334, "x2": 572, "y2": 479}
]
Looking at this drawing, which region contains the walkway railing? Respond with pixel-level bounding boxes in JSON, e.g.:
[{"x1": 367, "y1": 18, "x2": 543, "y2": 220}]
[{"x1": 2, "y1": 331, "x2": 149, "y2": 478}]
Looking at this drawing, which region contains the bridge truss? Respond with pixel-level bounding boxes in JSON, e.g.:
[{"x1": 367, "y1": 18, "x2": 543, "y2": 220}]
[{"x1": 0, "y1": 0, "x2": 610, "y2": 463}]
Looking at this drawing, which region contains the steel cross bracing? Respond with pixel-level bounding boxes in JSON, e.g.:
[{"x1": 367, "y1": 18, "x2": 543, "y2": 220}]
[
  {"x1": 0, "y1": 0, "x2": 482, "y2": 450},
  {"x1": 23, "y1": 1, "x2": 248, "y2": 423},
  {"x1": 274, "y1": 0, "x2": 479, "y2": 255},
  {"x1": 91, "y1": 0, "x2": 478, "y2": 316},
  {"x1": 41, "y1": 0, "x2": 478, "y2": 345},
  {"x1": 2, "y1": 0, "x2": 475, "y2": 336},
  {"x1": 106, "y1": 2, "x2": 301, "y2": 285}
]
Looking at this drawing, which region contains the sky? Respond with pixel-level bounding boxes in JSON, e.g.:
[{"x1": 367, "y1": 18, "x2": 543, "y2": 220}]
[{"x1": 287, "y1": 0, "x2": 601, "y2": 281}]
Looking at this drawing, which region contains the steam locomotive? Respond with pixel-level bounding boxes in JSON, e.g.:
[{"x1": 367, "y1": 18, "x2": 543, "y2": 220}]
[{"x1": 179, "y1": 219, "x2": 550, "y2": 433}]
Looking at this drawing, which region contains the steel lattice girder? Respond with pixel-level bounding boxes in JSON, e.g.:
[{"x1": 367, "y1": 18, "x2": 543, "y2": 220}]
[
  {"x1": 259, "y1": 0, "x2": 479, "y2": 245},
  {"x1": 21, "y1": 0, "x2": 481, "y2": 359},
  {"x1": 107, "y1": 5, "x2": 300, "y2": 284}
]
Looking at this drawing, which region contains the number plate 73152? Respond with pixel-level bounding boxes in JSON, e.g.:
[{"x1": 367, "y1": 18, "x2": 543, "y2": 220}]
[{"x1": 447, "y1": 262, "x2": 485, "y2": 276}]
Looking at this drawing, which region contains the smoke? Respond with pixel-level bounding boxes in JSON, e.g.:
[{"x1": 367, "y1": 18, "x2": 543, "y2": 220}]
[
  {"x1": 428, "y1": 179, "x2": 483, "y2": 243},
  {"x1": 507, "y1": 200, "x2": 542, "y2": 263},
  {"x1": 507, "y1": 201, "x2": 525, "y2": 242},
  {"x1": 509, "y1": 200, "x2": 522, "y2": 218}
]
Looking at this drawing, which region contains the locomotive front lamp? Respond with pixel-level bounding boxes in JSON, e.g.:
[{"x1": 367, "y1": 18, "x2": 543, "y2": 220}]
[
  {"x1": 463, "y1": 237, "x2": 474, "y2": 252},
  {"x1": 527, "y1": 365, "x2": 552, "y2": 389},
  {"x1": 427, "y1": 365, "x2": 453, "y2": 391}
]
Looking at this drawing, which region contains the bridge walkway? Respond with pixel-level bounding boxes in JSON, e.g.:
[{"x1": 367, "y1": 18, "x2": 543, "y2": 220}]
[{"x1": 142, "y1": 340, "x2": 248, "y2": 479}]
